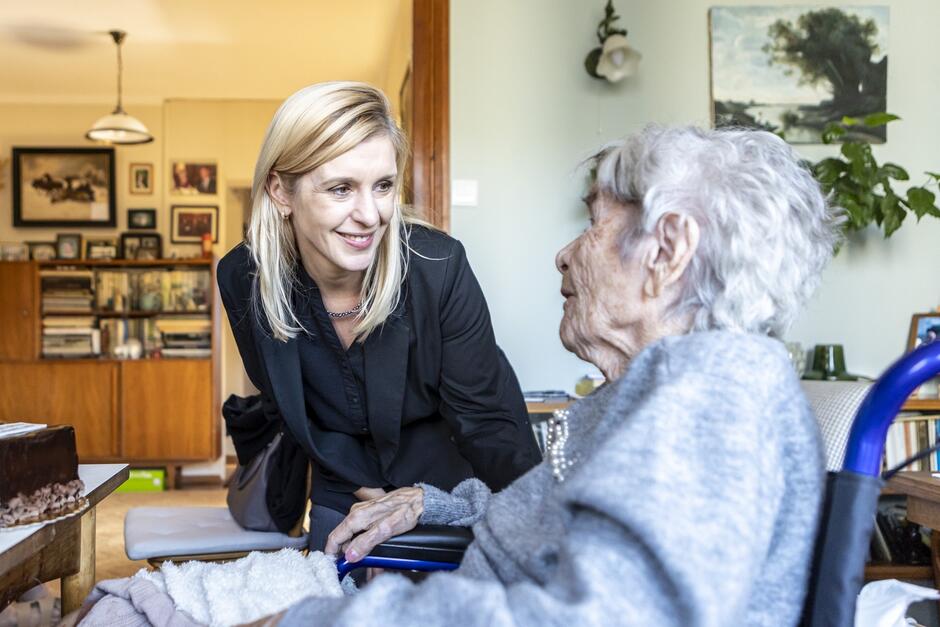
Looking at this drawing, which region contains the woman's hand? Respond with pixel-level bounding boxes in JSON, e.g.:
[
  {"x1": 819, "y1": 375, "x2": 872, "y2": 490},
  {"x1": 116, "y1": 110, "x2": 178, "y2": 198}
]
[
  {"x1": 325, "y1": 487, "x2": 424, "y2": 563},
  {"x1": 353, "y1": 486, "x2": 386, "y2": 501}
]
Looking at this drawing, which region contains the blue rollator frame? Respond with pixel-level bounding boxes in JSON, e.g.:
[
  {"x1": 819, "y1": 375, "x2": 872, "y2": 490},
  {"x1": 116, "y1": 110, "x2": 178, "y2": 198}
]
[{"x1": 342, "y1": 342, "x2": 940, "y2": 627}]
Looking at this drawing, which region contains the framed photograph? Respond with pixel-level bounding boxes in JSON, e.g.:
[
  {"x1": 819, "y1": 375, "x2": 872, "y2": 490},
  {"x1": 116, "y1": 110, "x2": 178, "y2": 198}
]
[
  {"x1": 171, "y1": 205, "x2": 218, "y2": 243},
  {"x1": 120, "y1": 233, "x2": 142, "y2": 260},
  {"x1": 908, "y1": 313, "x2": 940, "y2": 400},
  {"x1": 0, "y1": 242, "x2": 29, "y2": 261},
  {"x1": 26, "y1": 241, "x2": 57, "y2": 261},
  {"x1": 171, "y1": 161, "x2": 217, "y2": 195},
  {"x1": 136, "y1": 233, "x2": 163, "y2": 260},
  {"x1": 127, "y1": 208, "x2": 157, "y2": 230},
  {"x1": 129, "y1": 163, "x2": 153, "y2": 195},
  {"x1": 85, "y1": 237, "x2": 118, "y2": 260},
  {"x1": 709, "y1": 6, "x2": 889, "y2": 143},
  {"x1": 12, "y1": 147, "x2": 116, "y2": 227},
  {"x1": 55, "y1": 233, "x2": 83, "y2": 260},
  {"x1": 909, "y1": 313, "x2": 940, "y2": 350}
]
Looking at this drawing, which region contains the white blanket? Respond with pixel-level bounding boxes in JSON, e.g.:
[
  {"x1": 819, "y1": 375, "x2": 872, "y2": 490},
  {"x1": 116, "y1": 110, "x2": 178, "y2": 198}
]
[{"x1": 80, "y1": 549, "x2": 354, "y2": 627}]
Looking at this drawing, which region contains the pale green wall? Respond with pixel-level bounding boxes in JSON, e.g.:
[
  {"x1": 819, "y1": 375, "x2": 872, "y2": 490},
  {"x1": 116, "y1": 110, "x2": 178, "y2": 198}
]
[{"x1": 450, "y1": 0, "x2": 940, "y2": 390}]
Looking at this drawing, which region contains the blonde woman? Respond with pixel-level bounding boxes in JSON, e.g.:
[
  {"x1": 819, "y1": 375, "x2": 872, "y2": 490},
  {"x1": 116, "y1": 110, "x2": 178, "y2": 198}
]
[{"x1": 217, "y1": 82, "x2": 540, "y2": 551}]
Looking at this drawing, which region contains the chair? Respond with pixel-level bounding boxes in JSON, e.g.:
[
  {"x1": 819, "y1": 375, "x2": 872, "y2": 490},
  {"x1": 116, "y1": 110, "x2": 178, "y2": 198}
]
[
  {"x1": 801, "y1": 380, "x2": 872, "y2": 471},
  {"x1": 341, "y1": 342, "x2": 940, "y2": 627},
  {"x1": 124, "y1": 507, "x2": 308, "y2": 567}
]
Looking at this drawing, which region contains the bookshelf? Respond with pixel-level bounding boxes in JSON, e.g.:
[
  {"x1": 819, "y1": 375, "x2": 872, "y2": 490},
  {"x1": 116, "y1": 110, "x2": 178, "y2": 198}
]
[{"x1": 0, "y1": 259, "x2": 220, "y2": 469}]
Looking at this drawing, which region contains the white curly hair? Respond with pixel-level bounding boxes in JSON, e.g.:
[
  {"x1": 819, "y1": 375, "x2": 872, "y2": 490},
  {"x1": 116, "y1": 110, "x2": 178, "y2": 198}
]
[{"x1": 591, "y1": 125, "x2": 843, "y2": 337}]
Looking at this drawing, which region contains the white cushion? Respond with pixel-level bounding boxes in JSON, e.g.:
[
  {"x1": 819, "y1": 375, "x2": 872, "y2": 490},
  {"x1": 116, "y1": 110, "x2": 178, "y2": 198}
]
[
  {"x1": 801, "y1": 380, "x2": 872, "y2": 472},
  {"x1": 124, "y1": 507, "x2": 308, "y2": 561}
]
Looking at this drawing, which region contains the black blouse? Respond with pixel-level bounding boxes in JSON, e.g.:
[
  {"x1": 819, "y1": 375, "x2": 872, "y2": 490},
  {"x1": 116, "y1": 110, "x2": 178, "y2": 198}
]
[{"x1": 218, "y1": 227, "x2": 542, "y2": 517}]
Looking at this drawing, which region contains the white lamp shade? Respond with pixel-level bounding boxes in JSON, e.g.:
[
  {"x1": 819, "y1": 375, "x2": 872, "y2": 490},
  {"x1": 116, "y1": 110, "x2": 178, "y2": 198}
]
[
  {"x1": 596, "y1": 34, "x2": 642, "y2": 83},
  {"x1": 86, "y1": 111, "x2": 153, "y2": 144}
]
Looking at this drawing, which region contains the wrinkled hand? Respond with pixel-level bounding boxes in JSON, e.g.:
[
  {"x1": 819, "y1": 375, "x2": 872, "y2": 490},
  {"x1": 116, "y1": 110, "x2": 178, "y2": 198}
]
[
  {"x1": 353, "y1": 486, "x2": 386, "y2": 501},
  {"x1": 325, "y1": 487, "x2": 424, "y2": 563}
]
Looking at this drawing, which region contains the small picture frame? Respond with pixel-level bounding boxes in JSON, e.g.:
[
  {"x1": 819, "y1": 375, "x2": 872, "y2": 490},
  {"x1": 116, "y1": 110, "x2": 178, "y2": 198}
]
[
  {"x1": 136, "y1": 233, "x2": 163, "y2": 260},
  {"x1": 26, "y1": 241, "x2": 57, "y2": 261},
  {"x1": 0, "y1": 242, "x2": 29, "y2": 261},
  {"x1": 120, "y1": 233, "x2": 142, "y2": 260},
  {"x1": 127, "y1": 208, "x2": 157, "y2": 230},
  {"x1": 171, "y1": 205, "x2": 218, "y2": 243},
  {"x1": 171, "y1": 161, "x2": 217, "y2": 195},
  {"x1": 909, "y1": 313, "x2": 940, "y2": 350},
  {"x1": 85, "y1": 237, "x2": 119, "y2": 260},
  {"x1": 129, "y1": 163, "x2": 153, "y2": 195},
  {"x1": 55, "y1": 233, "x2": 83, "y2": 260},
  {"x1": 908, "y1": 313, "x2": 940, "y2": 401}
]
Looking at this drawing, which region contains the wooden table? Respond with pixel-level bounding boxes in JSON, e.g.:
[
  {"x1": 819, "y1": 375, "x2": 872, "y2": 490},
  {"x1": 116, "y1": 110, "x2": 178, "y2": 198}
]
[{"x1": 0, "y1": 464, "x2": 129, "y2": 613}]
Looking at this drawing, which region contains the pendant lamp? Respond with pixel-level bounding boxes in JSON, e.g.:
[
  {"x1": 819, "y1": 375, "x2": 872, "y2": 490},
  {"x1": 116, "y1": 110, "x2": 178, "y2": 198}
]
[{"x1": 86, "y1": 30, "x2": 153, "y2": 145}]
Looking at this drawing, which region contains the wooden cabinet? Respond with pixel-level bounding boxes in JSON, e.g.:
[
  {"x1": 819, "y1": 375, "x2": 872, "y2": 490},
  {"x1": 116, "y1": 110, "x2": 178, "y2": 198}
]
[
  {"x1": 0, "y1": 258, "x2": 219, "y2": 465},
  {"x1": 0, "y1": 362, "x2": 117, "y2": 459},
  {"x1": 121, "y1": 359, "x2": 216, "y2": 460},
  {"x1": 0, "y1": 262, "x2": 37, "y2": 360}
]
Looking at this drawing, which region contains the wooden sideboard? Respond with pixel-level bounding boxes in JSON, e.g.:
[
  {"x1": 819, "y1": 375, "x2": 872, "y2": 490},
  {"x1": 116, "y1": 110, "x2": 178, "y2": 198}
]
[{"x1": 0, "y1": 260, "x2": 220, "y2": 464}]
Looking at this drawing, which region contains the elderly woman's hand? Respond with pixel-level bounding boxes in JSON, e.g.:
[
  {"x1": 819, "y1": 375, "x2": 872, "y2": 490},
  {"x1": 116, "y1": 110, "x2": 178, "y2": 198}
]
[{"x1": 325, "y1": 487, "x2": 424, "y2": 563}]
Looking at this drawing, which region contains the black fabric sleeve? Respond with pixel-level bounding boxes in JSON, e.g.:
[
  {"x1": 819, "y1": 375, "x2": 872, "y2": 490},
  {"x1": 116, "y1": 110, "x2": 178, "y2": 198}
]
[{"x1": 436, "y1": 241, "x2": 541, "y2": 491}]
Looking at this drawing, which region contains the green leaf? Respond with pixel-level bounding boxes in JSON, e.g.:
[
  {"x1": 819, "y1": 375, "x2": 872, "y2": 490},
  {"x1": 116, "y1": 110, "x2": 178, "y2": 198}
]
[
  {"x1": 841, "y1": 116, "x2": 861, "y2": 126},
  {"x1": 862, "y1": 112, "x2": 900, "y2": 127},
  {"x1": 926, "y1": 171, "x2": 940, "y2": 182},
  {"x1": 908, "y1": 187, "x2": 938, "y2": 220},
  {"x1": 880, "y1": 163, "x2": 909, "y2": 181},
  {"x1": 814, "y1": 158, "x2": 846, "y2": 187},
  {"x1": 821, "y1": 123, "x2": 846, "y2": 144},
  {"x1": 883, "y1": 204, "x2": 905, "y2": 237}
]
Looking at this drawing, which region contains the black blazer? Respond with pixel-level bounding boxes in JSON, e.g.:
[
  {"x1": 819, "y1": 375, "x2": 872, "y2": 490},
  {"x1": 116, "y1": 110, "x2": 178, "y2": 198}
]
[{"x1": 217, "y1": 226, "x2": 541, "y2": 508}]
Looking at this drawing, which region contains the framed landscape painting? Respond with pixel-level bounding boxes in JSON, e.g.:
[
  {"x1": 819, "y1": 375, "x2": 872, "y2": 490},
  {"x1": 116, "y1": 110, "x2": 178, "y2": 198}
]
[
  {"x1": 12, "y1": 147, "x2": 116, "y2": 227},
  {"x1": 709, "y1": 6, "x2": 889, "y2": 143}
]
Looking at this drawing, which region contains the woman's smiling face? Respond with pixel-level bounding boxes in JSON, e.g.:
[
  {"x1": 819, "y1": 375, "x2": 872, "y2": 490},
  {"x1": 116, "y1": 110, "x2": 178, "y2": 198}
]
[{"x1": 282, "y1": 134, "x2": 398, "y2": 281}]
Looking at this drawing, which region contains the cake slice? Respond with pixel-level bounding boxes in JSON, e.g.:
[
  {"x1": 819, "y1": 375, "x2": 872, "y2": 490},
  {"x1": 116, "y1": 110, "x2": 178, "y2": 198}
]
[{"x1": 0, "y1": 424, "x2": 85, "y2": 528}]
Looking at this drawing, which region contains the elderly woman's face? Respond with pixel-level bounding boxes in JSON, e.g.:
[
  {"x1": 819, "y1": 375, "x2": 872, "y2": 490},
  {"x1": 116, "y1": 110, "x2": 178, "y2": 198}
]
[{"x1": 555, "y1": 194, "x2": 659, "y2": 378}]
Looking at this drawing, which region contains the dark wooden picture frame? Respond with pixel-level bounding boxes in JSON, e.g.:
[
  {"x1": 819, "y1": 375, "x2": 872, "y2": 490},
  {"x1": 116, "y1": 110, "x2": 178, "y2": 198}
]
[
  {"x1": 55, "y1": 233, "x2": 83, "y2": 260},
  {"x1": 128, "y1": 208, "x2": 157, "y2": 230},
  {"x1": 171, "y1": 205, "x2": 218, "y2": 243},
  {"x1": 26, "y1": 241, "x2": 56, "y2": 261},
  {"x1": 12, "y1": 147, "x2": 116, "y2": 227}
]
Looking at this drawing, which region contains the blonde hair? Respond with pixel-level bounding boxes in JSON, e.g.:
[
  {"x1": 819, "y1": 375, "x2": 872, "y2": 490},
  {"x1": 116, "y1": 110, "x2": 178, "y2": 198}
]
[{"x1": 247, "y1": 81, "x2": 421, "y2": 341}]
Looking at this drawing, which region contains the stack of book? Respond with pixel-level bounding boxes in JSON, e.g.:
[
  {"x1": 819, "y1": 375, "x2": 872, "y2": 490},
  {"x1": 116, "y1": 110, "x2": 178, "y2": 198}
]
[
  {"x1": 884, "y1": 413, "x2": 940, "y2": 472},
  {"x1": 156, "y1": 316, "x2": 212, "y2": 358},
  {"x1": 42, "y1": 316, "x2": 100, "y2": 358},
  {"x1": 523, "y1": 390, "x2": 570, "y2": 403},
  {"x1": 99, "y1": 318, "x2": 160, "y2": 357},
  {"x1": 40, "y1": 270, "x2": 94, "y2": 313}
]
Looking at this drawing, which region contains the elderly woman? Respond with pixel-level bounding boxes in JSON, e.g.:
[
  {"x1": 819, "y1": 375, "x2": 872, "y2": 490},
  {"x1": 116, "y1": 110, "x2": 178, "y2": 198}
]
[{"x1": 268, "y1": 125, "x2": 839, "y2": 626}]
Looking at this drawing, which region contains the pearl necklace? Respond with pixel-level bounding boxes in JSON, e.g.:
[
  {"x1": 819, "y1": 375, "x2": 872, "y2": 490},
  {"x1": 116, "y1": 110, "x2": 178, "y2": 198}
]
[{"x1": 546, "y1": 408, "x2": 576, "y2": 482}]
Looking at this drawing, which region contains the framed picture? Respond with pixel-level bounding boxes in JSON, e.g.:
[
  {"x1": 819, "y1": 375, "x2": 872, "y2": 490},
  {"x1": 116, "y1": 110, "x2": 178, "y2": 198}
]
[
  {"x1": 908, "y1": 313, "x2": 940, "y2": 400},
  {"x1": 128, "y1": 208, "x2": 157, "y2": 230},
  {"x1": 136, "y1": 233, "x2": 163, "y2": 260},
  {"x1": 26, "y1": 241, "x2": 57, "y2": 261},
  {"x1": 909, "y1": 313, "x2": 940, "y2": 350},
  {"x1": 85, "y1": 237, "x2": 119, "y2": 260},
  {"x1": 709, "y1": 6, "x2": 889, "y2": 143},
  {"x1": 55, "y1": 233, "x2": 83, "y2": 260},
  {"x1": 171, "y1": 161, "x2": 217, "y2": 195},
  {"x1": 12, "y1": 147, "x2": 116, "y2": 227},
  {"x1": 171, "y1": 205, "x2": 218, "y2": 243},
  {"x1": 0, "y1": 242, "x2": 29, "y2": 261},
  {"x1": 129, "y1": 163, "x2": 153, "y2": 195},
  {"x1": 120, "y1": 233, "x2": 142, "y2": 260}
]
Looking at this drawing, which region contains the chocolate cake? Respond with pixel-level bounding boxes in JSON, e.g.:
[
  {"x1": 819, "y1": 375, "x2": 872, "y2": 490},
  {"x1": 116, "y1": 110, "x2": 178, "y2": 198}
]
[{"x1": 0, "y1": 425, "x2": 85, "y2": 528}]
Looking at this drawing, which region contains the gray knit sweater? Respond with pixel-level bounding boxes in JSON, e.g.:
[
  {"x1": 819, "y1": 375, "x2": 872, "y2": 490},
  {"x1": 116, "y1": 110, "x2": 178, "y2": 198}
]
[{"x1": 283, "y1": 331, "x2": 825, "y2": 626}]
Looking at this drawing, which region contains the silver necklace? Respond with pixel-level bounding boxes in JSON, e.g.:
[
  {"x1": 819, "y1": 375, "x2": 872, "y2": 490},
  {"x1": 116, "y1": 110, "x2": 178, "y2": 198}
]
[
  {"x1": 546, "y1": 408, "x2": 576, "y2": 482},
  {"x1": 326, "y1": 301, "x2": 363, "y2": 319}
]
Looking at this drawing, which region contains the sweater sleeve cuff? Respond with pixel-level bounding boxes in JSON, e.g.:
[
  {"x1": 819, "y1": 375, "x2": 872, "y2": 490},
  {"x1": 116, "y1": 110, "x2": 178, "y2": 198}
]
[{"x1": 416, "y1": 479, "x2": 490, "y2": 526}]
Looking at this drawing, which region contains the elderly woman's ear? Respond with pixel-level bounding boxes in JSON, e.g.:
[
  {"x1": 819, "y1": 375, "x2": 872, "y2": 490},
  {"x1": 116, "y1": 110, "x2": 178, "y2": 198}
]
[{"x1": 642, "y1": 213, "x2": 700, "y2": 299}]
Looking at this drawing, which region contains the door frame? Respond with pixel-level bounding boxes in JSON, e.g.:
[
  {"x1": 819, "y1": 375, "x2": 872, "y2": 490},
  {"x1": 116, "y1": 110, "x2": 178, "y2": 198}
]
[{"x1": 411, "y1": 0, "x2": 450, "y2": 231}]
